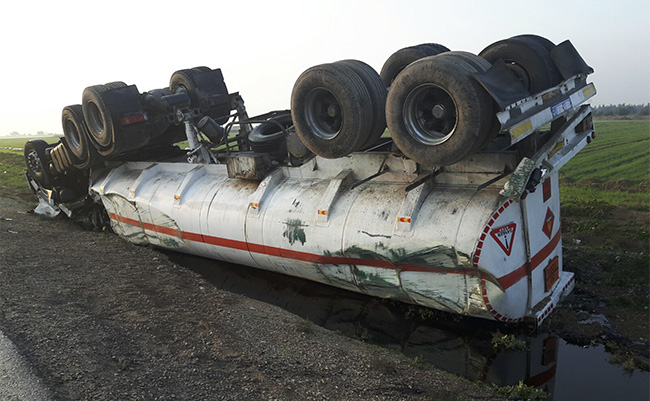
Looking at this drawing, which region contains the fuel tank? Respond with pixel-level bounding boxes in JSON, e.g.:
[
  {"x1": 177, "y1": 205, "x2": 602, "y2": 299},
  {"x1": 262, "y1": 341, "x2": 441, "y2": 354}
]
[{"x1": 91, "y1": 151, "x2": 574, "y2": 324}]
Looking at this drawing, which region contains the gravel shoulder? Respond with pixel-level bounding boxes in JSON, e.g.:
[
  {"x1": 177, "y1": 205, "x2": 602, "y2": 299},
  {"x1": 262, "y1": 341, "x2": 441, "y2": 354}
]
[{"x1": 0, "y1": 196, "x2": 507, "y2": 401}]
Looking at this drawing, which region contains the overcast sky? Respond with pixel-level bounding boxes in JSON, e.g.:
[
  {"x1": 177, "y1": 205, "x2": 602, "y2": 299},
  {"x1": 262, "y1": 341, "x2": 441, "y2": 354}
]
[{"x1": 0, "y1": 0, "x2": 648, "y2": 136}]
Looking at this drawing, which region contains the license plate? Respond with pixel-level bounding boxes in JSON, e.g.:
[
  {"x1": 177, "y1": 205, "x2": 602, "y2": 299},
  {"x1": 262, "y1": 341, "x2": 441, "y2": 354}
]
[
  {"x1": 551, "y1": 98, "x2": 573, "y2": 117},
  {"x1": 544, "y1": 256, "x2": 559, "y2": 292}
]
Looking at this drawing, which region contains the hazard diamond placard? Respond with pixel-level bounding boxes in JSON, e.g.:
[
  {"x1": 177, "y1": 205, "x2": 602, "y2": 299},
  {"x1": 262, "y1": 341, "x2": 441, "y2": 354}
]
[
  {"x1": 542, "y1": 208, "x2": 555, "y2": 239},
  {"x1": 490, "y1": 223, "x2": 517, "y2": 256}
]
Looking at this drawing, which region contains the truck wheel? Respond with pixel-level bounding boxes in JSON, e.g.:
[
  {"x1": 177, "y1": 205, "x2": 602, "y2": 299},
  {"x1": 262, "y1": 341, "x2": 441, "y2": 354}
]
[
  {"x1": 170, "y1": 68, "x2": 231, "y2": 124},
  {"x1": 479, "y1": 37, "x2": 561, "y2": 94},
  {"x1": 386, "y1": 56, "x2": 491, "y2": 167},
  {"x1": 104, "y1": 81, "x2": 127, "y2": 89},
  {"x1": 24, "y1": 139, "x2": 53, "y2": 187},
  {"x1": 291, "y1": 63, "x2": 372, "y2": 158},
  {"x1": 416, "y1": 43, "x2": 451, "y2": 55},
  {"x1": 436, "y1": 52, "x2": 500, "y2": 150},
  {"x1": 62, "y1": 105, "x2": 91, "y2": 164},
  {"x1": 170, "y1": 69, "x2": 199, "y2": 107},
  {"x1": 248, "y1": 112, "x2": 292, "y2": 154},
  {"x1": 334, "y1": 59, "x2": 387, "y2": 150},
  {"x1": 82, "y1": 85, "x2": 115, "y2": 151},
  {"x1": 380, "y1": 43, "x2": 449, "y2": 86},
  {"x1": 191, "y1": 66, "x2": 212, "y2": 73},
  {"x1": 439, "y1": 51, "x2": 491, "y2": 72},
  {"x1": 83, "y1": 84, "x2": 147, "y2": 157},
  {"x1": 511, "y1": 34, "x2": 555, "y2": 51}
]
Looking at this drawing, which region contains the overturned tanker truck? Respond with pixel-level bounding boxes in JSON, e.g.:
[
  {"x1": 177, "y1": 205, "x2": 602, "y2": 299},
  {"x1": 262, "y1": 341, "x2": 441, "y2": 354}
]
[{"x1": 24, "y1": 35, "x2": 596, "y2": 325}]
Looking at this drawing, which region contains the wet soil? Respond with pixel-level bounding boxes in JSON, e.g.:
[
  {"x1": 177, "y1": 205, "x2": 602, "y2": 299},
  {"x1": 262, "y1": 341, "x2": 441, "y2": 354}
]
[
  {"x1": 0, "y1": 196, "x2": 507, "y2": 401},
  {"x1": 546, "y1": 205, "x2": 650, "y2": 370}
]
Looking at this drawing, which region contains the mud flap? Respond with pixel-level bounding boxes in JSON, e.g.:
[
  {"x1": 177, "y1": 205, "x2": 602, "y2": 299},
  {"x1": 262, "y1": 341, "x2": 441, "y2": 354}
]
[
  {"x1": 550, "y1": 40, "x2": 594, "y2": 81},
  {"x1": 472, "y1": 59, "x2": 531, "y2": 110}
]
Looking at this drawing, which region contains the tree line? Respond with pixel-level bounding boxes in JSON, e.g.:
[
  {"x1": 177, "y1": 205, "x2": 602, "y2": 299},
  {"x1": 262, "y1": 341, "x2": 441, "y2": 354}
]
[{"x1": 593, "y1": 103, "x2": 650, "y2": 116}]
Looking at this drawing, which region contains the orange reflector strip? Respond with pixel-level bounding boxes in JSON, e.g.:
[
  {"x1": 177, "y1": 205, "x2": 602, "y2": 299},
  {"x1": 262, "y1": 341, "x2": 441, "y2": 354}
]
[
  {"x1": 398, "y1": 217, "x2": 411, "y2": 223},
  {"x1": 318, "y1": 210, "x2": 328, "y2": 215},
  {"x1": 250, "y1": 202, "x2": 259, "y2": 208},
  {"x1": 174, "y1": 195, "x2": 181, "y2": 200},
  {"x1": 119, "y1": 113, "x2": 146, "y2": 126}
]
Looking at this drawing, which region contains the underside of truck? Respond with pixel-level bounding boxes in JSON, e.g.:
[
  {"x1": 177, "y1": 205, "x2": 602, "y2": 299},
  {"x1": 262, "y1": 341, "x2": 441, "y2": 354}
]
[{"x1": 23, "y1": 35, "x2": 596, "y2": 324}]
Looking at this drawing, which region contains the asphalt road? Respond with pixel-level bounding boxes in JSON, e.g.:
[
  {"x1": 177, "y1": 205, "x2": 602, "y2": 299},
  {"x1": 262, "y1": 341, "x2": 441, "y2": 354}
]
[{"x1": 0, "y1": 330, "x2": 52, "y2": 401}]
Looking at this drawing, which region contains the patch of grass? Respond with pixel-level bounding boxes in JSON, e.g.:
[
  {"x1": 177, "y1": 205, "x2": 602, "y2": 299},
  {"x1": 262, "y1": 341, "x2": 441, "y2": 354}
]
[
  {"x1": 609, "y1": 351, "x2": 648, "y2": 372},
  {"x1": 561, "y1": 187, "x2": 648, "y2": 211},
  {"x1": 491, "y1": 381, "x2": 548, "y2": 400},
  {"x1": 560, "y1": 120, "x2": 650, "y2": 210},
  {"x1": 410, "y1": 355, "x2": 433, "y2": 370},
  {"x1": 0, "y1": 151, "x2": 33, "y2": 199},
  {"x1": 491, "y1": 330, "x2": 527, "y2": 351},
  {"x1": 610, "y1": 295, "x2": 648, "y2": 311},
  {"x1": 0, "y1": 136, "x2": 61, "y2": 149},
  {"x1": 0, "y1": 136, "x2": 62, "y2": 201},
  {"x1": 404, "y1": 304, "x2": 439, "y2": 321}
]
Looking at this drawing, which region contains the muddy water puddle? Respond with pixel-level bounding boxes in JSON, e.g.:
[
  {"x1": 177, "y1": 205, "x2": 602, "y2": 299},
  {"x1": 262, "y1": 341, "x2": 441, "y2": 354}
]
[{"x1": 166, "y1": 252, "x2": 650, "y2": 400}]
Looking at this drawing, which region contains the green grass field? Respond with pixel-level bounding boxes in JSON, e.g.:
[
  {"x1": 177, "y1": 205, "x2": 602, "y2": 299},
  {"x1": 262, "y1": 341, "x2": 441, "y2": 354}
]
[
  {"x1": 559, "y1": 120, "x2": 650, "y2": 210},
  {"x1": 0, "y1": 136, "x2": 61, "y2": 198},
  {"x1": 0, "y1": 135, "x2": 61, "y2": 149}
]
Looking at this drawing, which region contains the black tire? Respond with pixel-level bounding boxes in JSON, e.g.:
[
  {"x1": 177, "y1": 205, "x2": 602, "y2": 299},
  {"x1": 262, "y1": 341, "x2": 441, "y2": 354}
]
[
  {"x1": 380, "y1": 43, "x2": 448, "y2": 87},
  {"x1": 104, "y1": 81, "x2": 127, "y2": 89},
  {"x1": 248, "y1": 112, "x2": 292, "y2": 154},
  {"x1": 511, "y1": 34, "x2": 555, "y2": 51},
  {"x1": 334, "y1": 59, "x2": 387, "y2": 150},
  {"x1": 62, "y1": 105, "x2": 90, "y2": 163},
  {"x1": 435, "y1": 52, "x2": 500, "y2": 149},
  {"x1": 191, "y1": 66, "x2": 212, "y2": 73},
  {"x1": 170, "y1": 69, "x2": 199, "y2": 107},
  {"x1": 82, "y1": 84, "x2": 148, "y2": 157},
  {"x1": 479, "y1": 37, "x2": 561, "y2": 94},
  {"x1": 170, "y1": 68, "x2": 230, "y2": 124},
  {"x1": 439, "y1": 51, "x2": 491, "y2": 72},
  {"x1": 24, "y1": 139, "x2": 53, "y2": 187},
  {"x1": 82, "y1": 84, "x2": 115, "y2": 151},
  {"x1": 291, "y1": 63, "x2": 372, "y2": 159},
  {"x1": 415, "y1": 43, "x2": 450, "y2": 55},
  {"x1": 386, "y1": 56, "x2": 492, "y2": 167}
]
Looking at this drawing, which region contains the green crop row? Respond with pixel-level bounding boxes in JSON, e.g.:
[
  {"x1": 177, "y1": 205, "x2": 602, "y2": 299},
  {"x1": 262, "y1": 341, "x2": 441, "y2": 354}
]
[
  {"x1": 0, "y1": 136, "x2": 61, "y2": 149},
  {"x1": 559, "y1": 120, "x2": 649, "y2": 210}
]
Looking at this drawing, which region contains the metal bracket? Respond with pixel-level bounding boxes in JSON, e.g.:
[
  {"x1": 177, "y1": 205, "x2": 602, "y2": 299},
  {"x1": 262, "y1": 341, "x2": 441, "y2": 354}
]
[
  {"x1": 128, "y1": 163, "x2": 161, "y2": 202},
  {"x1": 497, "y1": 76, "x2": 596, "y2": 145},
  {"x1": 477, "y1": 167, "x2": 511, "y2": 192},
  {"x1": 173, "y1": 165, "x2": 207, "y2": 207},
  {"x1": 350, "y1": 163, "x2": 388, "y2": 190},
  {"x1": 315, "y1": 170, "x2": 354, "y2": 226},
  {"x1": 248, "y1": 169, "x2": 285, "y2": 217},
  {"x1": 394, "y1": 178, "x2": 435, "y2": 237},
  {"x1": 500, "y1": 105, "x2": 594, "y2": 201},
  {"x1": 405, "y1": 169, "x2": 441, "y2": 192},
  {"x1": 183, "y1": 119, "x2": 213, "y2": 164}
]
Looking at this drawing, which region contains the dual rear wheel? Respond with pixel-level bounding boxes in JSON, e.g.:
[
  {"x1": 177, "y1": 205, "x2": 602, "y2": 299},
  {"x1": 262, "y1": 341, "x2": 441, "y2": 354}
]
[
  {"x1": 291, "y1": 60, "x2": 387, "y2": 159},
  {"x1": 291, "y1": 35, "x2": 559, "y2": 167}
]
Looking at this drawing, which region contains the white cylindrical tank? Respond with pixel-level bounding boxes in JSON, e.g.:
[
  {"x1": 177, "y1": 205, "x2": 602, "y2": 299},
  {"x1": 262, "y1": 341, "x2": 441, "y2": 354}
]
[{"x1": 92, "y1": 152, "x2": 574, "y2": 323}]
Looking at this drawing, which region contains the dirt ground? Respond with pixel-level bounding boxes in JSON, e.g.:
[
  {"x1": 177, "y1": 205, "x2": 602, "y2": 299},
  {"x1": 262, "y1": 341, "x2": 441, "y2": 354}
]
[
  {"x1": 544, "y1": 205, "x2": 649, "y2": 370},
  {"x1": 0, "y1": 196, "x2": 511, "y2": 401}
]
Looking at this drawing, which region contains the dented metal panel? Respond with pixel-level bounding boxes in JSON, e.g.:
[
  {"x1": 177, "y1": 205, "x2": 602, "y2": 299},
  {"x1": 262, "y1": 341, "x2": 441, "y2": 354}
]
[{"x1": 89, "y1": 146, "x2": 576, "y2": 324}]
